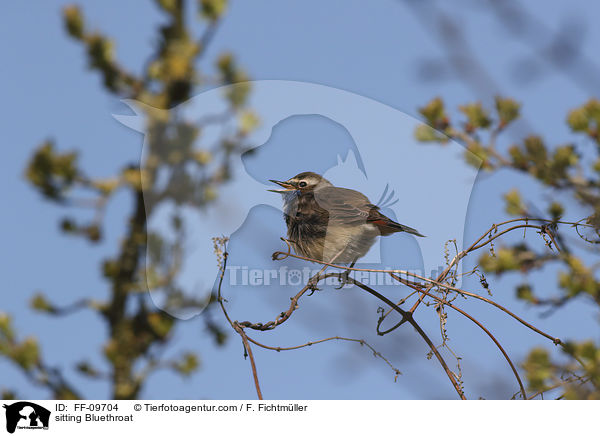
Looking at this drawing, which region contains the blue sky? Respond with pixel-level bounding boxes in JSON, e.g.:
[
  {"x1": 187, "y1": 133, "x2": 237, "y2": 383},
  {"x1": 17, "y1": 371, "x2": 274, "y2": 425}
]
[{"x1": 1, "y1": 0, "x2": 599, "y2": 399}]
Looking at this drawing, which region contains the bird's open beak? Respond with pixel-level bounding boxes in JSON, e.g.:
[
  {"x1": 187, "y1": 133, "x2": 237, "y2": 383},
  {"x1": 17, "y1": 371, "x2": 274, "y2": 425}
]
[{"x1": 268, "y1": 179, "x2": 296, "y2": 193}]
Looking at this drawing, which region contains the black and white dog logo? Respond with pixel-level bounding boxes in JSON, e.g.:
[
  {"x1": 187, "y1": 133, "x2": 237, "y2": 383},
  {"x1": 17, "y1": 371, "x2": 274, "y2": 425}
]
[{"x1": 3, "y1": 402, "x2": 50, "y2": 433}]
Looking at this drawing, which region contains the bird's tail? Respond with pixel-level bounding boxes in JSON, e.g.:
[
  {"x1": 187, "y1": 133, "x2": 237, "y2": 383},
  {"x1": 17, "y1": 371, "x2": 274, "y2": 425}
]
[
  {"x1": 390, "y1": 222, "x2": 425, "y2": 237},
  {"x1": 372, "y1": 216, "x2": 426, "y2": 237}
]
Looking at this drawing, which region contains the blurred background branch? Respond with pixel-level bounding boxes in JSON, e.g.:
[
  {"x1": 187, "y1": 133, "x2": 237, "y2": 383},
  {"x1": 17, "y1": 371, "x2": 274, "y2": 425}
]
[{"x1": 2, "y1": 0, "x2": 257, "y2": 400}]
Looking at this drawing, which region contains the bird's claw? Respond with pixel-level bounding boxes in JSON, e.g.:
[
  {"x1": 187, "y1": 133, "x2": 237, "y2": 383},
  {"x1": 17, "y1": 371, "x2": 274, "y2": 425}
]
[
  {"x1": 335, "y1": 270, "x2": 352, "y2": 289},
  {"x1": 307, "y1": 276, "x2": 321, "y2": 295}
]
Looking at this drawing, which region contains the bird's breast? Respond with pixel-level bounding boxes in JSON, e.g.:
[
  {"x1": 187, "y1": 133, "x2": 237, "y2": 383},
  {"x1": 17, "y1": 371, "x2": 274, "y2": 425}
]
[{"x1": 280, "y1": 191, "x2": 379, "y2": 263}]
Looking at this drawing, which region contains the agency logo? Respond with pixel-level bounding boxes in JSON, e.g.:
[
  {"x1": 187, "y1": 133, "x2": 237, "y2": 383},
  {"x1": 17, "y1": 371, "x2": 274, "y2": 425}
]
[
  {"x1": 114, "y1": 80, "x2": 481, "y2": 319},
  {"x1": 2, "y1": 402, "x2": 50, "y2": 434}
]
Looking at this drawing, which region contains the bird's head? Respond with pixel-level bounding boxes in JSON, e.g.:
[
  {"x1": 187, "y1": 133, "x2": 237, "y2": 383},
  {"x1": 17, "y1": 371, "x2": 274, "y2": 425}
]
[{"x1": 268, "y1": 171, "x2": 332, "y2": 194}]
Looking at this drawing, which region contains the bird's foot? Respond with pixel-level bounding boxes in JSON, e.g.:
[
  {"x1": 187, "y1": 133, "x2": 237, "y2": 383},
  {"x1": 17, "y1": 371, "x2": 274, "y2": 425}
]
[
  {"x1": 306, "y1": 275, "x2": 321, "y2": 295},
  {"x1": 335, "y1": 270, "x2": 353, "y2": 289}
]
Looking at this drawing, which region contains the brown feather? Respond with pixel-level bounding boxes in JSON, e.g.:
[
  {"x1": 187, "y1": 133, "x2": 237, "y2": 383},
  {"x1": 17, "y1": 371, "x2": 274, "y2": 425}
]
[{"x1": 273, "y1": 172, "x2": 424, "y2": 263}]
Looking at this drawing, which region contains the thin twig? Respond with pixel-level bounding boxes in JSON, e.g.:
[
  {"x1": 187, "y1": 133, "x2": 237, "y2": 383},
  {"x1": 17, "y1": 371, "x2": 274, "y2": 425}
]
[
  {"x1": 390, "y1": 273, "x2": 527, "y2": 399},
  {"x1": 233, "y1": 322, "x2": 263, "y2": 400},
  {"x1": 243, "y1": 335, "x2": 402, "y2": 380},
  {"x1": 343, "y1": 277, "x2": 467, "y2": 399}
]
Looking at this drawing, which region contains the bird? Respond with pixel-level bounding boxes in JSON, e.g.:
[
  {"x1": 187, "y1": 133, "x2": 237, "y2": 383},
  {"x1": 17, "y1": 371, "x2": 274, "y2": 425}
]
[{"x1": 268, "y1": 171, "x2": 424, "y2": 267}]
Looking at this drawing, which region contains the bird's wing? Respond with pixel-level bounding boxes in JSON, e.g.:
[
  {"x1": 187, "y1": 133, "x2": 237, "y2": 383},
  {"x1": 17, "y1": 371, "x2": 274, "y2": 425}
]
[
  {"x1": 314, "y1": 186, "x2": 425, "y2": 237},
  {"x1": 314, "y1": 186, "x2": 376, "y2": 225}
]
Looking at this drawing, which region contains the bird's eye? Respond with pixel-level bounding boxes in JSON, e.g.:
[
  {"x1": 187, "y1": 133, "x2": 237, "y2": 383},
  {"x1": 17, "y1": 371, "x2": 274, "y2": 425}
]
[{"x1": 299, "y1": 181, "x2": 307, "y2": 188}]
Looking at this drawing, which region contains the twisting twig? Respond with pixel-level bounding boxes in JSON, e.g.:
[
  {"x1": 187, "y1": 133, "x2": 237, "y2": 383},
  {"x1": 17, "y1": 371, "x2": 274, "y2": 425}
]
[
  {"x1": 214, "y1": 247, "x2": 263, "y2": 399},
  {"x1": 216, "y1": 217, "x2": 590, "y2": 399},
  {"x1": 387, "y1": 272, "x2": 562, "y2": 345},
  {"x1": 388, "y1": 273, "x2": 527, "y2": 399},
  {"x1": 342, "y1": 276, "x2": 466, "y2": 399},
  {"x1": 233, "y1": 322, "x2": 263, "y2": 400},
  {"x1": 236, "y1": 264, "x2": 327, "y2": 331},
  {"x1": 274, "y1": 220, "x2": 568, "y2": 347},
  {"x1": 243, "y1": 335, "x2": 402, "y2": 381},
  {"x1": 216, "y1": 240, "x2": 403, "y2": 396}
]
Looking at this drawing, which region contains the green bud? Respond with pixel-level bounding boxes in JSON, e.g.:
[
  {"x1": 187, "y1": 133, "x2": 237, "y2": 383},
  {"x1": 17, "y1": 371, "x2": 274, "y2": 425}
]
[
  {"x1": 199, "y1": 0, "x2": 228, "y2": 21},
  {"x1": 157, "y1": 0, "x2": 178, "y2": 13},
  {"x1": 30, "y1": 293, "x2": 54, "y2": 313},
  {"x1": 495, "y1": 97, "x2": 520, "y2": 127},
  {"x1": 459, "y1": 102, "x2": 491, "y2": 129},
  {"x1": 516, "y1": 284, "x2": 536, "y2": 303},
  {"x1": 414, "y1": 124, "x2": 446, "y2": 143},
  {"x1": 567, "y1": 107, "x2": 588, "y2": 132},
  {"x1": 464, "y1": 141, "x2": 488, "y2": 169},
  {"x1": 14, "y1": 338, "x2": 40, "y2": 370},
  {"x1": 0, "y1": 313, "x2": 14, "y2": 342},
  {"x1": 504, "y1": 188, "x2": 526, "y2": 216},
  {"x1": 548, "y1": 202, "x2": 564, "y2": 219},
  {"x1": 63, "y1": 5, "x2": 84, "y2": 39},
  {"x1": 25, "y1": 141, "x2": 79, "y2": 200},
  {"x1": 147, "y1": 312, "x2": 174, "y2": 340},
  {"x1": 172, "y1": 352, "x2": 200, "y2": 376},
  {"x1": 523, "y1": 136, "x2": 547, "y2": 162},
  {"x1": 418, "y1": 97, "x2": 447, "y2": 126},
  {"x1": 239, "y1": 110, "x2": 260, "y2": 135},
  {"x1": 522, "y1": 347, "x2": 552, "y2": 392},
  {"x1": 508, "y1": 145, "x2": 527, "y2": 169}
]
